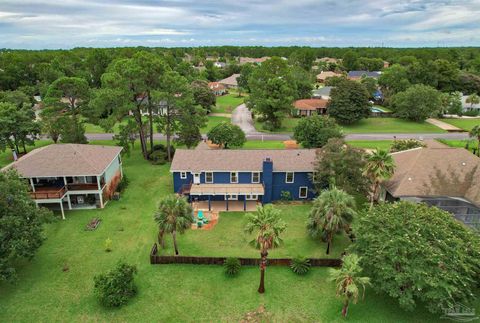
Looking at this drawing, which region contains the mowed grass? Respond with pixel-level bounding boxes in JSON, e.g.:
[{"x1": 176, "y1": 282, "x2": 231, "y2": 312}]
[
  {"x1": 255, "y1": 117, "x2": 445, "y2": 134},
  {"x1": 441, "y1": 118, "x2": 480, "y2": 131},
  {"x1": 211, "y1": 92, "x2": 245, "y2": 114},
  {"x1": 1, "y1": 142, "x2": 478, "y2": 322},
  {"x1": 347, "y1": 140, "x2": 393, "y2": 150},
  {"x1": 162, "y1": 204, "x2": 350, "y2": 258},
  {"x1": 201, "y1": 116, "x2": 230, "y2": 133}
]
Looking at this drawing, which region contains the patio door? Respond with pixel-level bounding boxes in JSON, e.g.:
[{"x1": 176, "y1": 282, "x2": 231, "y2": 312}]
[{"x1": 193, "y1": 173, "x2": 200, "y2": 184}]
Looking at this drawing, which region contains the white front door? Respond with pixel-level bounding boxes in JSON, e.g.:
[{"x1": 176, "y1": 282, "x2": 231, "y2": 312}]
[{"x1": 193, "y1": 173, "x2": 200, "y2": 184}]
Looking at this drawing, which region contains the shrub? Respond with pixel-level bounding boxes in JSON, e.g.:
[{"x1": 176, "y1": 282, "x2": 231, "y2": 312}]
[
  {"x1": 223, "y1": 257, "x2": 241, "y2": 276},
  {"x1": 390, "y1": 139, "x2": 426, "y2": 152},
  {"x1": 280, "y1": 191, "x2": 292, "y2": 201},
  {"x1": 104, "y1": 238, "x2": 112, "y2": 252},
  {"x1": 149, "y1": 150, "x2": 167, "y2": 165},
  {"x1": 116, "y1": 175, "x2": 129, "y2": 192},
  {"x1": 93, "y1": 262, "x2": 138, "y2": 307},
  {"x1": 463, "y1": 109, "x2": 479, "y2": 117},
  {"x1": 290, "y1": 257, "x2": 311, "y2": 275}
]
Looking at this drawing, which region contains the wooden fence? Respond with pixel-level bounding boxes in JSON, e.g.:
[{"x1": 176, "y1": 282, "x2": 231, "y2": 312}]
[{"x1": 150, "y1": 243, "x2": 342, "y2": 267}]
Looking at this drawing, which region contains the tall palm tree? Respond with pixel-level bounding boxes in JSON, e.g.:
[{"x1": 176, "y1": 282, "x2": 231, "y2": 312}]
[
  {"x1": 154, "y1": 194, "x2": 194, "y2": 255},
  {"x1": 469, "y1": 125, "x2": 480, "y2": 156},
  {"x1": 363, "y1": 149, "x2": 395, "y2": 208},
  {"x1": 307, "y1": 187, "x2": 356, "y2": 255},
  {"x1": 244, "y1": 205, "x2": 286, "y2": 294},
  {"x1": 329, "y1": 254, "x2": 370, "y2": 318}
]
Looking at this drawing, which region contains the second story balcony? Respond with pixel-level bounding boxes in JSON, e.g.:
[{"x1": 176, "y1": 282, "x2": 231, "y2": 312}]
[{"x1": 30, "y1": 186, "x2": 67, "y2": 200}]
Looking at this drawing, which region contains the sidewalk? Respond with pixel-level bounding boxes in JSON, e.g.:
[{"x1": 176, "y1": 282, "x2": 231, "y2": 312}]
[{"x1": 426, "y1": 118, "x2": 464, "y2": 132}]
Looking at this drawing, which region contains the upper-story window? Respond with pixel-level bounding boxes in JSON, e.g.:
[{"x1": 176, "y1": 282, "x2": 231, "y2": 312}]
[
  {"x1": 205, "y1": 172, "x2": 213, "y2": 183},
  {"x1": 180, "y1": 172, "x2": 187, "y2": 179},
  {"x1": 230, "y1": 172, "x2": 238, "y2": 183},
  {"x1": 285, "y1": 172, "x2": 294, "y2": 183},
  {"x1": 251, "y1": 172, "x2": 260, "y2": 183}
]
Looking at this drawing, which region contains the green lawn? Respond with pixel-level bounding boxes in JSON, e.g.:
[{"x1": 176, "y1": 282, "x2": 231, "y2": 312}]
[
  {"x1": 441, "y1": 118, "x2": 480, "y2": 131},
  {"x1": 201, "y1": 116, "x2": 230, "y2": 133},
  {"x1": 255, "y1": 117, "x2": 444, "y2": 134},
  {"x1": 211, "y1": 92, "x2": 245, "y2": 114},
  {"x1": 242, "y1": 140, "x2": 286, "y2": 149},
  {"x1": 1, "y1": 142, "x2": 478, "y2": 321},
  {"x1": 162, "y1": 204, "x2": 349, "y2": 259},
  {"x1": 347, "y1": 140, "x2": 394, "y2": 151}
]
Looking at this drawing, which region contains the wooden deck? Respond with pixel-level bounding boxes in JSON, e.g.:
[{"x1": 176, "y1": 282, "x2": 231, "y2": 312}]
[{"x1": 30, "y1": 186, "x2": 67, "y2": 199}]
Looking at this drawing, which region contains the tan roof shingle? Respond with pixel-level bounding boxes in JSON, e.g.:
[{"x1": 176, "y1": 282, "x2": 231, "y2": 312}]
[
  {"x1": 3, "y1": 144, "x2": 122, "y2": 177},
  {"x1": 171, "y1": 149, "x2": 317, "y2": 172},
  {"x1": 384, "y1": 144, "x2": 480, "y2": 206}
]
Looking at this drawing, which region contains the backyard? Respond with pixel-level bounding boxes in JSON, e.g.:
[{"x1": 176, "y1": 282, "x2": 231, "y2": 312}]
[
  {"x1": 255, "y1": 117, "x2": 445, "y2": 134},
  {"x1": 0, "y1": 141, "x2": 478, "y2": 322}
]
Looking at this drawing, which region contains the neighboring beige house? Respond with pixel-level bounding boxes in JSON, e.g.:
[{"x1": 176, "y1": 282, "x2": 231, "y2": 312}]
[
  {"x1": 381, "y1": 141, "x2": 480, "y2": 229},
  {"x1": 238, "y1": 57, "x2": 270, "y2": 65},
  {"x1": 2, "y1": 144, "x2": 123, "y2": 219},
  {"x1": 293, "y1": 98, "x2": 328, "y2": 116},
  {"x1": 315, "y1": 57, "x2": 341, "y2": 64},
  {"x1": 208, "y1": 82, "x2": 226, "y2": 96},
  {"x1": 219, "y1": 73, "x2": 241, "y2": 88},
  {"x1": 316, "y1": 71, "x2": 343, "y2": 83}
]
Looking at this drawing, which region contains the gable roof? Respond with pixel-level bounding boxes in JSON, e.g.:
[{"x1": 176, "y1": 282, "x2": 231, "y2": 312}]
[
  {"x1": 171, "y1": 149, "x2": 317, "y2": 172},
  {"x1": 383, "y1": 142, "x2": 480, "y2": 206},
  {"x1": 293, "y1": 99, "x2": 328, "y2": 111},
  {"x1": 2, "y1": 144, "x2": 122, "y2": 178},
  {"x1": 316, "y1": 71, "x2": 342, "y2": 81},
  {"x1": 347, "y1": 71, "x2": 381, "y2": 78},
  {"x1": 208, "y1": 82, "x2": 226, "y2": 91},
  {"x1": 218, "y1": 74, "x2": 240, "y2": 86}
]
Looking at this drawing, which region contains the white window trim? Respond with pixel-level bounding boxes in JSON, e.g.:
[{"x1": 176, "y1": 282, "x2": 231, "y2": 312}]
[
  {"x1": 225, "y1": 194, "x2": 238, "y2": 200},
  {"x1": 251, "y1": 172, "x2": 260, "y2": 183},
  {"x1": 230, "y1": 172, "x2": 238, "y2": 183},
  {"x1": 285, "y1": 172, "x2": 294, "y2": 183},
  {"x1": 205, "y1": 172, "x2": 213, "y2": 183},
  {"x1": 299, "y1": 186, "x2": 308, "y2": 198},
  {"x1": 180, "y1": 172, "x2": 187, "y2": 179},
  {"x1": 246, "y1": 194, "x2": 258, "y2": 200}
]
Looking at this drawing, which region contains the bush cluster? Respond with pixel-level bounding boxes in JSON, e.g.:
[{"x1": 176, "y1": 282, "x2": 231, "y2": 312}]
[
  {"x1": 93, "y1": 262, "x2": 138, "y2": 307},
  {"x1": 148, "y1": 144, "x2": 175, "y2": 165},
  {"x1": 290, "y1": 257, "x2": 311, "y2": 275},
  {"x1": 223, "y1": 257, "x2": 241, "y2": 276}
]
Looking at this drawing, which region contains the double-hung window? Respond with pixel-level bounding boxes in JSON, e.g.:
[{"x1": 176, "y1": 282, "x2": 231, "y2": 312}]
[
  {"x1": 299, "y1": 186, "x2": 308, "y2": 198},
  {"x1": 205, "y1": 172, "x2": 213, "y2": 183},
  {"x1": 285, "y1": 172, "x2": 294, "y2": 183},
  {"x1": 246, "y1": 194, "x2": 258, "y2": 200},
  {"x1": 180, "y1": 172, "x2": 187, "y2": 179},
  {"x1": 230, "y1": 172, "x2": 238, "y2": 183},
  {"x1": 251, "y1": 172, "x2": 260, "y2": 183}
]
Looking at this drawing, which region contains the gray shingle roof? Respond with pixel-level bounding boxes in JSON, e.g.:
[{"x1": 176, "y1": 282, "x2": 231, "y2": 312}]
[
  {"x1": 171, "y1": 149, "x2": 317, "y2": 172},
  {"x1": 2, "y1": 144, "x2": 122, "y2": 177}
]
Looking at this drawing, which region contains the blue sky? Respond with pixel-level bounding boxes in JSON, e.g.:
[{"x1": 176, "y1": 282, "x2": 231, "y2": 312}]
[{"x1": 0, "y1": 0, "x2": 479, "y2": 49}]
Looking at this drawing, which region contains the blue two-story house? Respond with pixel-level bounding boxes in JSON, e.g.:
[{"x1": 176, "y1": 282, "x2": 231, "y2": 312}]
[{"x1": 170, "y1": 149, "x2": 317, "y2": 211}]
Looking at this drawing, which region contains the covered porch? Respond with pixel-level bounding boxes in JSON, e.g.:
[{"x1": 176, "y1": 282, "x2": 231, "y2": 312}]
[{"x1": 189, "y1": 183, "x2": 264, "y2": 212}]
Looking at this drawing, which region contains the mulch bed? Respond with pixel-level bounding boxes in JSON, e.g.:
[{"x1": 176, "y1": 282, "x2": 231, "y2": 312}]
[
  {"x1": 191, "y1": 211, "x2": 219, "y2": 230},
  {"x1": 85, "y1": 218, "x2": 101, "y2": 231}
]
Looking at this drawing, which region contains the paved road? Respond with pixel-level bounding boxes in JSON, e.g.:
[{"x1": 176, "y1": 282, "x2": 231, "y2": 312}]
[{"x1": 84, "y1": 132, "x2": 469, "y2": 142}]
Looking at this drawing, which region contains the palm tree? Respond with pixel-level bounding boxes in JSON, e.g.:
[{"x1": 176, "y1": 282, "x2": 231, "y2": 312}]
[
  {"x1": 469, "y1": 125, "x2": 480, "y2": 156},
  {"x1": 329, "y1": 254, "x2": 370, "y2": 318},
  {"x1": 466, "y1": 93, "x2": 480, "y2": 109},
  {"x1": 244, "y1": 205, "x2": 286, "y2": 294},
  {"x1": 307, "y1": 187, "x2": 356, "y2": 255},
  {"x1": 363, "y1": 149, "x2": 395, "y2": 208},
  {"x1": 154, "y1": 194, "x2": 194, "y2": 255}
]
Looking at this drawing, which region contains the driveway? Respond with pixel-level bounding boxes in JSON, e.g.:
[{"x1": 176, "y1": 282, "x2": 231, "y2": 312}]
[{"x1": 231, "y1": 104, "x2": 262, "y2": 135}]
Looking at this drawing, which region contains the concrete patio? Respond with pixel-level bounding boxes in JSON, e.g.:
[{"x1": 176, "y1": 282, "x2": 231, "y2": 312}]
[{"x1": 192, "y1": 200, "x2": 259, "y2": 212}]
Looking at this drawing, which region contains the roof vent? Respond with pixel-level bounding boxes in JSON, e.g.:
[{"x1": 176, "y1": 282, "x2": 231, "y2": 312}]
[
  {"x1": 462, "y1": 162, "x2": 466, "y2": 166},
  {"x1": 408, "y1": 177, "x2": 412, "y2": 181}
]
